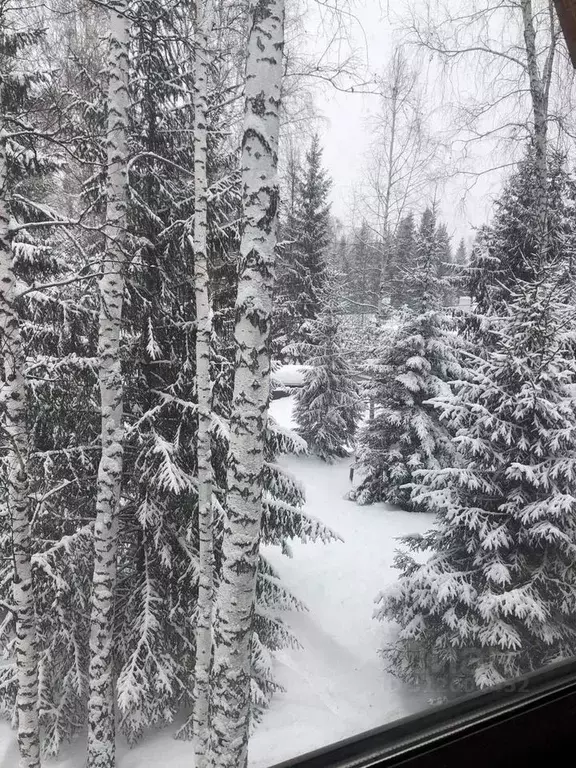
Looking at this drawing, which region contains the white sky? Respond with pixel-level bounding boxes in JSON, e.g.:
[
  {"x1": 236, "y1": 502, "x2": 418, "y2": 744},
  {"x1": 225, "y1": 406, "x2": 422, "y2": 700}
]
[{"x1": 299, "y1": 0, "x2": 526, "y2": 248}]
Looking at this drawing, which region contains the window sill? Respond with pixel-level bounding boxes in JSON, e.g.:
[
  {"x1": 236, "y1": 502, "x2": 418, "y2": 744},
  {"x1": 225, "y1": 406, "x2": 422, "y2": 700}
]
[{"x1": 271, "y1": 657, "x2": 576, "y2": 767}]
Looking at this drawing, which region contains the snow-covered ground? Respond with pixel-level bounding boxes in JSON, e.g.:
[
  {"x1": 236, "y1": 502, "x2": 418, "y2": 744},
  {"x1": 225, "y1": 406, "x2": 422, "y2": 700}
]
[
  {"x1": 252, "y1": 397, "x2": 434, "y2": 765},
  {"x1": 0, "y1": 396, "x2": 434, "y2": 768}
]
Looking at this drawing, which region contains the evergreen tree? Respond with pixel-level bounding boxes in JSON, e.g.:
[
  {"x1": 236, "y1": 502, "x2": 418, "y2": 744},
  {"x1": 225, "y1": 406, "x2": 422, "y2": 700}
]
[
  {"x1": 455, "y1": 238, "x2": 467, "y2": 267},
  {"x1": 389, "y1": 212, "x2": 416, "y2": 308},
  {"x1": 272, "y1": 148, "x2": 302, "y2": 360},
  {"x1": 436, "y1": 222, "x2": 455, "y2": 306},
  {"x1": 294, "y1": 274, "x2": 363, "y2": 461},
  {"x1": 378, "y1": 277, "x2": 576, "y2": 692},
  {"x1": 334, "y1": 234, "x2": 349, "y2": 284},
  {"x1": 343, "y1": 220, "x2": 380, "y2": 316},
  {"x1": 273, "y1": 134, "x2": 331, "y2": 360},
  {"x1": 405, "y1": 206, "x2": 441, "y2": 310},
  {"x1": 351, "y1": 207, "x2": 460, "y2": 509},
  {"x1": 450, "y1": 238, "x2": 468, "y2": 306},
  {"x1": 15, "y1": 4, "x2": 105, "y2": 756},
  {"x1": 467, "y1": 148, "x2": 576, "y2": 320}
]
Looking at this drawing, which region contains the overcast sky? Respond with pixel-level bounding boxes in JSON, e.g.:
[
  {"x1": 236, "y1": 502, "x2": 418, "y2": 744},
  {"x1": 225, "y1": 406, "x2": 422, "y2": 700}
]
[{"x1": 300, "y1": 0, "x2": 518, "y2": 249}]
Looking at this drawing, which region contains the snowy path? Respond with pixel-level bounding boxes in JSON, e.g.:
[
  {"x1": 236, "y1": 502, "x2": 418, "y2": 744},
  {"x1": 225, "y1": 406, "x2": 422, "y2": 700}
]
[
  {"x1": 0, "y1": 396, "x2": 433, "y2": 768},
  {"x1": 252, "y1": 397, "x2": 434, "y2": 765}
]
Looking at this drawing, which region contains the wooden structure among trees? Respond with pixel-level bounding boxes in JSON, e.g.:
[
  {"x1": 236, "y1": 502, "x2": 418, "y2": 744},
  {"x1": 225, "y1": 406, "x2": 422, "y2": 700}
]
[{"x1": 554, "y1": 0, "x2": 576, "y2": 67}]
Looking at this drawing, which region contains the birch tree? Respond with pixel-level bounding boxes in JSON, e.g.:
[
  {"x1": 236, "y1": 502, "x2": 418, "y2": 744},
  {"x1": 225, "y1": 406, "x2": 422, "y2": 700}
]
[
  {"x1": 192, "y1": 0, "x2": 214, "y2": 764},
  {"x1": 86, "y1": 3, "x2": 130, "y2": 765},
  {"x1": 0, "y1": 13, "x2": 62, "y2": 766},
  {"x1": 362, "y1": 49, "x2": 440, "y2": 308},
  {"x1": 0, "y1": 104, "x2": 41, "y2": 768},
  {"x1": 520, "y1": 0, "x2": 556, "y2": 250},
  {"x1": 408, "y1": 0, "x2": 560, "y2": 232},
  {"x1": 210, "y1": 0, "x2": 285, "y2": 765}
]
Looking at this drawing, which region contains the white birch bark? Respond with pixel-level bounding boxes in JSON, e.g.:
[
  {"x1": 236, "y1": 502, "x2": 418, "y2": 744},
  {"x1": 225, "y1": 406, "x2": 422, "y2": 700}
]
[
  {"x1": 210, "y1": 1, "x2": 285, "y2": 766},
  {"x1": 0, "y1": 122, "x2": 41, "y2": 768},
  {"x1": 192, "y1": 0, "x2": 214, "y2": 765},
  {"x1": 376, "y1": 80, "x2": 397, "y2": 314},
  {"x1": 521, "y1": 0, "x2": 554, "y2": 249},
  {"x1": 86, "y1": 5, "x2": 130, "y2": 766}
]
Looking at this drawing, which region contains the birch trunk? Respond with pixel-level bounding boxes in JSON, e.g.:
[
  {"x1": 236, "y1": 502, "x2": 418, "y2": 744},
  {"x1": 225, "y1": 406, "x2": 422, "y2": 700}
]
[
  {"x1": 192, "y1": 0, "x2": 214, "y2": 765},
  {"x1": 521, "y1": 0, "x2": 555, "y2": 255},
  {"x1": 86, "y1": 5, "x2": 130, "y2": 766},
  {"x1": 210, "y1": 0, "x2": 285, "y2": 766},
  {"x1": 377, "y1": 83, "x2": 397, "y2": 314},
  {"x1": 0, "y1": 123, "x2": 40, "y2": 768}
]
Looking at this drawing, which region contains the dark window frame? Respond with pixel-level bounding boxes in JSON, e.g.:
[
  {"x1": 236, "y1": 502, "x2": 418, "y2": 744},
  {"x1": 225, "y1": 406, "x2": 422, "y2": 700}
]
[{"x1": 270, "y1": 657, "x2": 576, "y2": 767}]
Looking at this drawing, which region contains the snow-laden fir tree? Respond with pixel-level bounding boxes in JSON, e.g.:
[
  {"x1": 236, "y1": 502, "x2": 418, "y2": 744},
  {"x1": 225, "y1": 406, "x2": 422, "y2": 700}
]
[
  {"x1": 388, "y1": 212, "x2": 416, "y2": 309},
  {"x1": 4, "y1": 5, "x2": 105, "y2": 758},
  {"x1": 351, "y1": 206, "x2": 460, "y2": 509},
  {"x1": 467, "y1": 147, "x2": 576, "y2": 322},
  {"x1": 340, "y1": 220, "x2": 380, "y2": 317},
  {"x1": 273, "y1": 133, "x2": 331, "y2": 360},
  {"x1": 294, "y1": 272, "x2": 363, "y2": 461},
  {"x1": 378, "y1": 274, "x2": 576, "y2": 692},
  {"x1": 436, "y1": 222, "x2": 456, "y2": 306},
  {"x1": 454, "y1": 238, "x2": 467, "y2": 267},
  {"x1": 113, "y1": 0, "x2": 199, "y2": 746}
]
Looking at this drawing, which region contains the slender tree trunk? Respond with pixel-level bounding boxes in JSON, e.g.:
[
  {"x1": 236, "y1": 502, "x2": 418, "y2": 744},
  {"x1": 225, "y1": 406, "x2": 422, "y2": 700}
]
[
  {"x1": 210, "y1": 1, "x2": 285, "y2": 766},
  {"x1": 521, "y1": 0, "x2": 552, "y2": 254},
  {"x1": 378, "y1": 83, "x2": 397, "y2": 313},
  {"x1": 86, "y1": 4, "x2": 130, "y2": 766},
  {"x1": 0, "y1": 126, "x2": 40, "y2": 768},
  {"x1": 192, "y1": 0, "x2": 214, "y2": 765}
]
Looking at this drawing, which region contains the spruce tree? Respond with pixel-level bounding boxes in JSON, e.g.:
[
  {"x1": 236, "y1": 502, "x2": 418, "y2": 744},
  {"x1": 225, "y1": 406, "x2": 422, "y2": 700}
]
[
  {"x1": 342, "y1": 220, "x2": 380, "y2": 316},
  {"x1": 273, "y1": 134, "x2": 331, "y2": 360},
  {"x1": 294, "y1": 274, "x2": 363, "y2": 461},
  {"x1": 389, "y1": 212, "x2": 416, "y2": 308},
  {"x1": 15, "y1": 5, "x2": 106, "y2": 755},
  {"x1": 378, "y1": 276, "x2": 576, "y2": 691},
  {"x1": 436, "y1": 222, "x2": 455, "y2": 306},
  {"x1": 467, "y1": 148, "x2": 576, "y2": 320},
  {"x1": 455, "y1": 238, "x2": 467, "y2": 267},
  {"x1": 351, "y1": 207, "x2": 460, "y2": 509}
]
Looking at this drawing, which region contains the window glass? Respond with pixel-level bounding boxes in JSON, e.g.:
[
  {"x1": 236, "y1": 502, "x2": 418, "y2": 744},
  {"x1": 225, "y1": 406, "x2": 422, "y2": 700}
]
[{"x1": 0, "y1": 1, "x2": 574, "y2": 767}]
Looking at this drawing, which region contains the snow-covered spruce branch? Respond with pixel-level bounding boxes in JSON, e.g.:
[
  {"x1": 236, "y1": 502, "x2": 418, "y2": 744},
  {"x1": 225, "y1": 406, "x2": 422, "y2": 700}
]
[
  {"x1": 16, "y1": 270, "x2": 101, "y2": 298},
  {"x1": 32, "y1": 523, "x2": 94, "y2": 570}
]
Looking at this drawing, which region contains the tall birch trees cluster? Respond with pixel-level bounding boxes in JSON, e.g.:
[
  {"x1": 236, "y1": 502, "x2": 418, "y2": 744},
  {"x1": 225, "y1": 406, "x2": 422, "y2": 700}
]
[
  {"x1": 3, "y1": 0, "x2": 576, "y2": 764},
  {"x1": 0, "y1": 0, "x2": 340, "y2": 766}
]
